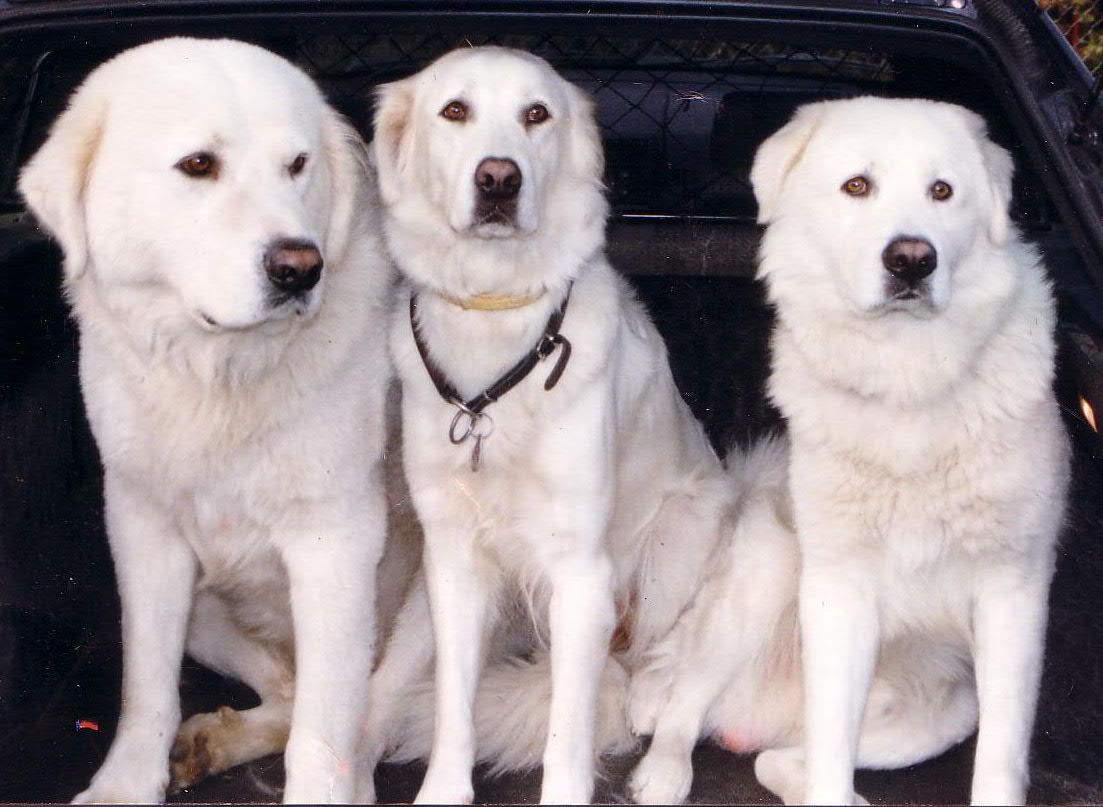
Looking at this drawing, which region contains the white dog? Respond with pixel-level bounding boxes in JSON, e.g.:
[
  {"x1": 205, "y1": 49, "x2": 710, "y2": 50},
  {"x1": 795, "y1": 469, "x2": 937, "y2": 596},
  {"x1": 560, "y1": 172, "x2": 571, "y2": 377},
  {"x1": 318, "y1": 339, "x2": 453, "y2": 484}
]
[
  {"x1": 625, "y1": 97, "x2": 1070, "y2": 806},
  {"x1": 20, "y1": 38, "x2": 392, "y2": 803},
  {"x1": 362, "y1": 46, "x2": 732, "y2": 804}
]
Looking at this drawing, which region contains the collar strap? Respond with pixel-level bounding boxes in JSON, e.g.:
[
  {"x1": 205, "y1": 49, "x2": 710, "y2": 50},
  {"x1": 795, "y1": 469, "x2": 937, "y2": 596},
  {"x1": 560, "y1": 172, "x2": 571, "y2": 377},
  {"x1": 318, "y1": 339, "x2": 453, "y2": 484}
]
[
  {"x1": 437, "y1": 290, "x2": 547, "y2": 311},
  {"x1": 410, "y1": 283, "x2": 573, "y2": 416}
]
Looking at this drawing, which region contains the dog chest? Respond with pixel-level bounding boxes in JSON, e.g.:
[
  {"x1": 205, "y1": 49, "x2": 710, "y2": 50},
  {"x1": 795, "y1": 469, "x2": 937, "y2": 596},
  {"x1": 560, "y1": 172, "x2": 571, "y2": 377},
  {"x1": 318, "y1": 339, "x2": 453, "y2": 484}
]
[{"x1": 169, "y1": 490, "x2": 294, "y2": 645}]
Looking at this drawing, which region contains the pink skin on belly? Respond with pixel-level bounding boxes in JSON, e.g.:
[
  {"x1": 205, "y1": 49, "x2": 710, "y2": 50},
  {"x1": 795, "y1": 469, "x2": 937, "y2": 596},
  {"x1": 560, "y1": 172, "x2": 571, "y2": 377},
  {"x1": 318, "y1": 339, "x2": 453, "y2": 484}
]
[{"x1": 717, "y1": 728, "x2": 760, "y2": 755}]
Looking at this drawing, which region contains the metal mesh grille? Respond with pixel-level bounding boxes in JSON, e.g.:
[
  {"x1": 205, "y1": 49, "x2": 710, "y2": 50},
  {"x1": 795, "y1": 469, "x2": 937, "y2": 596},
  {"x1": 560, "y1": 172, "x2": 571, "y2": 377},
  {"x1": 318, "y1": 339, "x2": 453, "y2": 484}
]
[
  {"x1": 1042, "y1": 0, "x2": 1103, "y2": 75},
  {"x1": 0, "y1": 33, "x2": 895, "y2": 215},
  {"x1": 296, "y1": 33, "x2": 893, "y2": 218}
]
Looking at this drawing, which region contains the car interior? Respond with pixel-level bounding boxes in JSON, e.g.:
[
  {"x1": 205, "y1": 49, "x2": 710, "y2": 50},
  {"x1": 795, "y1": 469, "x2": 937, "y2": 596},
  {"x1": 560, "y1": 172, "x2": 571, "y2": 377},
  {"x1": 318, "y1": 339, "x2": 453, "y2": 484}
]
[{"x1": 2, "y1": 7, "x2": 1102, "y2": 804}]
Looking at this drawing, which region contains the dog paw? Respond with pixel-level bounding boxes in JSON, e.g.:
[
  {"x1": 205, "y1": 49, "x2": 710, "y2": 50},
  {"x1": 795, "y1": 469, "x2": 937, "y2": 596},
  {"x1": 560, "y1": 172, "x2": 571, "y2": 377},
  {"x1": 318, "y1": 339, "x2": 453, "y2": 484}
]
[
  {"x1": 754, "y1": 748, "x2": 805, "y2": 806},
  {"x1": 71, "y1": 740, "x2": 170, "y2": 804},
  {"x1": 628, "y1": 749, "x2": 693, "y2": 805},
  {"x1": 71, "y1": 769, "x2": 167, "y2": 804},
  {"x1": 540, "y1": 771, "x2": 593, "y2": 804},
  {"x1": 627, "y1": 665, "x2": 674, "y2": 737},
  {"x1": 169, "y1": 706, "x2": 240, "y2": 791},
  {"x1": 414, "y1": 769, "x2": 473, "y2": 805},
  {"x1": 353, "y1": 772, "x2": 377, "y2": 805},
  {"x1": 71, "y1": 784, "x2": 166, "y2": 805}
]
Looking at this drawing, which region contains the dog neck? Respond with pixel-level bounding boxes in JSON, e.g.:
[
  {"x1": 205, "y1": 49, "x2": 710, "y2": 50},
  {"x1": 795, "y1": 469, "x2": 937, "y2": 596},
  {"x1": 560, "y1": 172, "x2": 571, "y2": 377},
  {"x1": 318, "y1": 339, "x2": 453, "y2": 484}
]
[{"x1": 434, "y1": 289, "x2": 548, "y2": 311}]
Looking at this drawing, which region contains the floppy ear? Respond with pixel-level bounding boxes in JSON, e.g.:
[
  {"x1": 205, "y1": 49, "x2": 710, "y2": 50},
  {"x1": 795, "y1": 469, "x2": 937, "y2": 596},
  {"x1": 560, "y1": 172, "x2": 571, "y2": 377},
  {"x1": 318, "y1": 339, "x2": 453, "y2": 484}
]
[
  {"x1": 979, "y1": 138, "x2": 1014, "y2": 247},
  {"x1": 565, "y1": 83, "x2": 605, "y2": 185},
  {"x1": 321, "y1": 109, "x2": 368, "y2": 265},
  {"x1": 958, "y1": 108, "x2": 1013, "y2": 246},
  {"x1": 750, "y1": 103, "x2": 826, "y2": 224},
  {"x1": 371, "y1": 76, "x2": 416, "y2": 205},
  {"x1": 19, "y1": 88, "x2": 107, "y2": 281}
]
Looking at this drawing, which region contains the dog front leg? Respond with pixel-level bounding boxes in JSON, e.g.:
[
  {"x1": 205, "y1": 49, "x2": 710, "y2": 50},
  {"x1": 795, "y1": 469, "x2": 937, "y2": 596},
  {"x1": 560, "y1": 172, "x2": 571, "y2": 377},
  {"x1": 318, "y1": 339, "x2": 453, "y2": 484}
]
[
  {"x1": 73, "y1": 474, "x2": 197, "y2": 804},
  {"x1": 279, "y1": 496, "x2": 384, "y2": 804},
  {"x1": 535, "y1": 391, "x2": 617, "y2": 805},
  {"x1": 415, "y1": 531, "x2": 493, "y2": 805},
  {"x1": 540, "y1": 551, "x2": 616, "y2": 804},
  {"x1": 799, "y1": 556, "x2": 878, "y2": 806},
  {"x1": 360, "y1": 573, "x2": 434, "y2": 794},
  {"x1": 969, "y1": 561, "x2": 1053, "y2": 805}
]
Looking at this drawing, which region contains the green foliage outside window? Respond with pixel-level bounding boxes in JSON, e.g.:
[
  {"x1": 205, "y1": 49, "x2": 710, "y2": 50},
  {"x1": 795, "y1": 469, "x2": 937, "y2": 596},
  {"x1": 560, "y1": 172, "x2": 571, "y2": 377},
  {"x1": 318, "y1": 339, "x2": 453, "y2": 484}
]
[{"x1": 1041, "y1": 0, "x2": 1102, "y2": 74}]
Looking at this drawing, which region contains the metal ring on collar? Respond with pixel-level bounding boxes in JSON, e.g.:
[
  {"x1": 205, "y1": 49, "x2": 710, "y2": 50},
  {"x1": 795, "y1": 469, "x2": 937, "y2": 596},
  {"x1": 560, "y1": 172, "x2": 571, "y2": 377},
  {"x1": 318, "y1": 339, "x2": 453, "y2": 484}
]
[
  {"x1": 449, "y1": 405, "x2": 477, "y2": 444},
  {"x1": 448, "y1": 406, "x2": 495, "y2": 445}
]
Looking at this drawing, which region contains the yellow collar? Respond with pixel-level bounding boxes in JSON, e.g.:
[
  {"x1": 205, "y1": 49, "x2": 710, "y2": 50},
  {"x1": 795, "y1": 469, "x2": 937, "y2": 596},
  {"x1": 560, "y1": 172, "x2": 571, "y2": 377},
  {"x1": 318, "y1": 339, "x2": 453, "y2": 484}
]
[{"x1": 436, "y1": 290, "x2": 547, "y2": 311}]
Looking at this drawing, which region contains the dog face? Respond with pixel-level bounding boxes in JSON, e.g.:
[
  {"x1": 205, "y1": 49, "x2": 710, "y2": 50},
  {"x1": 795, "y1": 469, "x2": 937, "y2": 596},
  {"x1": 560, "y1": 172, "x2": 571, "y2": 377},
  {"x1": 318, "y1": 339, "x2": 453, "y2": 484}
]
[
  {"x1": 372, "y1": 46, "x2": 604, "y2": 248},
  {"x1": 20, "y1": 38, "x2": 362, "y2": 334},
  {"x1": 752, "y1": 97, "x2": 1013, "y2": 318}
]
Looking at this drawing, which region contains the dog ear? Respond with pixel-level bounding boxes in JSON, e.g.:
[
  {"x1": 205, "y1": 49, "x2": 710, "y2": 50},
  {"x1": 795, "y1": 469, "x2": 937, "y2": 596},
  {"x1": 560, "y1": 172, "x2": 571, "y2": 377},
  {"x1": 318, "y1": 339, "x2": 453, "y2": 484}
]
[
  {"x1": 566, "y1": 83, "x2": 605, "y2": 185},
  {"x1": 958, "y1": 108, "x2": 1013, "y2": 246},
  {"x1": 371, "y1": 77, "x2": 416, "y2": 205},
  {"x1": 979, "y1": 137, "x2": 1014, "y2": 247},
  {"x1": 750, "y1": 104, "x2": 825, "y2": 225},
  {"x1": 321, "y1": 109, "x2": 368, "y2": 265},
  {"x1": 19, "y1": 86, "x2": 107, "y2": 282}
]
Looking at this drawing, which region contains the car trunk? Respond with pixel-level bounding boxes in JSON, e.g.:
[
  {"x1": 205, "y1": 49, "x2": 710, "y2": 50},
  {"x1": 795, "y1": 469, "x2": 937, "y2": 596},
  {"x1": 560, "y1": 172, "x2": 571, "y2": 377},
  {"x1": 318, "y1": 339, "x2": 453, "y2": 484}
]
[{"x1": 1, "y1": 1, "x2": 1102, "y2": 803}]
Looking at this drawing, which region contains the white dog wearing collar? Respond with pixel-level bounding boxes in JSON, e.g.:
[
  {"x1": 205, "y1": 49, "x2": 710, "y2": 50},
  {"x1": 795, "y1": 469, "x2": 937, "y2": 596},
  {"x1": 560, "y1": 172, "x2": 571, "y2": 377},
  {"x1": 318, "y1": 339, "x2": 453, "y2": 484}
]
[{"x1": 363, "y1": 46, "x2": 733, "y2": 804}]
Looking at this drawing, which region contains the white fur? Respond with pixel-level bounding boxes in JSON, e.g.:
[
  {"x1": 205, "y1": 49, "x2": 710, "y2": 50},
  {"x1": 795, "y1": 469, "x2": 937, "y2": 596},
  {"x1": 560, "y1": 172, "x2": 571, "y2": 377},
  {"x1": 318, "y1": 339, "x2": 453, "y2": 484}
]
[
  {"x1": 625, "y1": 97, "x2": 1070, "y2": 806},
  {"x1": 363, "y1": 46, "x2": 732, "y2": 804},
  {"x1": 19, "y1": 38, "x2": 393, "y2": 804}
]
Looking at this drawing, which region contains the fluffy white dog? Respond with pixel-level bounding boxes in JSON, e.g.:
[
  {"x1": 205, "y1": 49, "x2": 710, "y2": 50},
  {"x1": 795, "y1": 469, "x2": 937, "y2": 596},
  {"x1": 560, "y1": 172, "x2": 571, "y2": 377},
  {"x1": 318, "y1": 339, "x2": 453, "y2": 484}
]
[
  {"x1": 20, "y1": 38, "x2": 392, "y2": 803},
  {"x1": 362, "y1": 46, "x2": 732, "y2": 804},
  {"x1": 625, "y1": 97, "x2": 1070, "y2": 806}
]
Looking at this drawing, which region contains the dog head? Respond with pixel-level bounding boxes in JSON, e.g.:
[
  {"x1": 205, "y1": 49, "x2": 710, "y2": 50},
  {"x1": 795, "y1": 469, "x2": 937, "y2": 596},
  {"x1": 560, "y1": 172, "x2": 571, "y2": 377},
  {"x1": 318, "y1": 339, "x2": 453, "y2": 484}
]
[
  {"x1": 20, "y1": 37, "x2": 363, "y2": 335},
  {"x1": 752, "y1": 97, "x2": 1013, "y2": 319},
  {"x1": 371, "y1": 46, "x2": 606, "y2": 294}
]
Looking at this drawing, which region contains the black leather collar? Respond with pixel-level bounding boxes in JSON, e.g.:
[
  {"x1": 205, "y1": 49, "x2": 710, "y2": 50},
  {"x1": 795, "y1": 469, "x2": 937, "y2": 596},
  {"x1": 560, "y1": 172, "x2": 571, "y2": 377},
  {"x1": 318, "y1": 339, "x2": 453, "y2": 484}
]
[{"x1": 409, "y1": 283, "x2": 574, "y2": 417}]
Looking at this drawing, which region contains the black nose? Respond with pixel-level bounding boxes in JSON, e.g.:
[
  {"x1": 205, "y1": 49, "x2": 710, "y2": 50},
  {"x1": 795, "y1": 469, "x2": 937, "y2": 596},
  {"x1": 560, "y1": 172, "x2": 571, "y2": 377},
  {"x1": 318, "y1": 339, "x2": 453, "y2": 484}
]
[
  {"x1": 882, "y1": 237, "x2": 937, "y2": 285},
  {"x1": 264, "y1": 238, "x2": 323, "y2": 295},
  {"x1": 475, "y1": 158, "x2": 522, "y2": 199}
]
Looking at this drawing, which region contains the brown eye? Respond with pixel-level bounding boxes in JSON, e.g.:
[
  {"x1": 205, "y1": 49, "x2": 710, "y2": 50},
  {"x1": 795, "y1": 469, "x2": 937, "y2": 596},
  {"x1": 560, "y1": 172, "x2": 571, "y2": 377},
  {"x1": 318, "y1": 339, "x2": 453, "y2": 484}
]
[
  {"x1": 842, "y1": 176, "x2": 870, "y2": 197},
  {"x1": 289, "y1": 153, "x2": 308, "y2": 177},
  {"x1": 440, "y1": 100, "x2": 468, "y2": 122},
  {"x1": 931, "y1": 180, "x2": 953, "y2": 201},
  {"x1": 524, "y1": 103, "x2": 550, "y2": 126},
  {"x1": 175, "y1": 152, "x2": 218, "y2": 179}
]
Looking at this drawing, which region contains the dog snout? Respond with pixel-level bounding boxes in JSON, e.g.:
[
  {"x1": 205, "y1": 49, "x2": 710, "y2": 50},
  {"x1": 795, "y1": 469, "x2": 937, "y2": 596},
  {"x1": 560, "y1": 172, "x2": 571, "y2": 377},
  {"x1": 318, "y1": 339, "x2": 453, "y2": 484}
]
[
  {"x1": 264, "y1": 238, "x2": 323, "y2": 296},
  {"x1": 475, "y1": 158, "x2": 522, "y2": 199},
  {"x1": 882, "y1": 237, "x2": 937, "y2": 285}
]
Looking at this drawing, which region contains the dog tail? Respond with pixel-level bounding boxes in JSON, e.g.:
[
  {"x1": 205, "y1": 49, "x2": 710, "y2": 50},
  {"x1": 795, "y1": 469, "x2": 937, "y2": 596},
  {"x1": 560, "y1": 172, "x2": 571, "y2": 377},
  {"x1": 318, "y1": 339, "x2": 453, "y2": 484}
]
[
  {"x1": 385, "y1": 651, "x2": 637, "y2": 774},
  {"x1": 725, "y1": 433, "x2": 790, "y2": 510}
]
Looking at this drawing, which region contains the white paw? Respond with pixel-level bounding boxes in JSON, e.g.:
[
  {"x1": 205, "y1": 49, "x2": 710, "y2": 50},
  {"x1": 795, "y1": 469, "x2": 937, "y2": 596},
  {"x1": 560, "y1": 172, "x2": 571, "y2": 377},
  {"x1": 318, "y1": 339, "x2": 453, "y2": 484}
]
[
  {"x1": 970, "y1": 780, "x2": 1026, "y2": 806},
  {"x1": 72, "y1": 776, "x2": 166, "y2": 804},
  {"x1": 754, "y1": 749, "x2": 804, "y2": 806},
  {"x1": 353, "y1": 766, "x2": 377, "y2": 805},
  {"x1": 627, "y1": 665, "x2": 674, "y2": 737},
  {"x1": 540, "y1": 771, "x2": 593, "y2": 804},
  {"x1": 283, "y1": 769, "x2": 361, "y2": 803},
  {"x1": 414, "y1": 769, "x2": 473, "y2": 805},
  {"x1": 628, "y1": 748, "x2": 693, "y2": 805},
  {"x1": 283, "y1": 734, "x2": 361, "y2": 803},
  {"x1": 72, "y1": 742, "x2": 169, "y2": 804},
  {"x1": 804, "y1": 787, "x2": 865, "y2": 806}
]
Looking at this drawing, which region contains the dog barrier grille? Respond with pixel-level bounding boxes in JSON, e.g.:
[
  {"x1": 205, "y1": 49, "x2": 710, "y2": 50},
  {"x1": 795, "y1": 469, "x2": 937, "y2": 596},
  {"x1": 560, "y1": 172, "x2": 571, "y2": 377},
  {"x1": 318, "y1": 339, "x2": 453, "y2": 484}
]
[
  {"x1": 295, "y1": 33, "x2": 894, "y2": 219},
  {"x1": 0, "y1": 33, "x2": 893, "y2": 218}
]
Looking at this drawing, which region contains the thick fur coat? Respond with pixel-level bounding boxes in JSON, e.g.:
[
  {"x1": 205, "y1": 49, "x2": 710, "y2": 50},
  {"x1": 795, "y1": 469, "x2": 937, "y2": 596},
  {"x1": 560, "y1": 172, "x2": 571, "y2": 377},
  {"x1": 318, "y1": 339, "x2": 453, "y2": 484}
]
[{"x1": 20, "y1": 38, "x2": 393, "y2": 804}]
